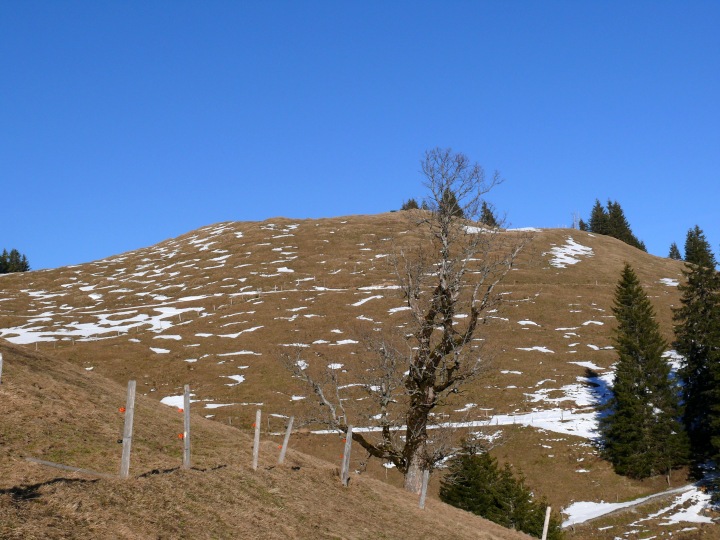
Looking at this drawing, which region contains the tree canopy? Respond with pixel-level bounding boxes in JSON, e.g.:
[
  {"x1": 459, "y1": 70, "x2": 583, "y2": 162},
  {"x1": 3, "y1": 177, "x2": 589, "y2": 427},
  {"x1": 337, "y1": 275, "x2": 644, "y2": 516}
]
[
  {"x1": 439, "y1": 444, "x2": 563, "y2": 539},
  {"x1": 286, "y1": 147, "x2": 529, "y2": 493},
  {"x1": 583, "y1": 200, "x2": 646, "y2": 251},
  {"x1": 684, "y1": 225, "x2": 717, "y2": 268},
  {"x1": 674, "y1": 230, "x2": 720, "y2": 470},
  {"x1": 0, "y1": 249, "x2": 30, "y2": 274},
  {"x1": 600, "y1": 264, "x2": 687, "y2": 478}
]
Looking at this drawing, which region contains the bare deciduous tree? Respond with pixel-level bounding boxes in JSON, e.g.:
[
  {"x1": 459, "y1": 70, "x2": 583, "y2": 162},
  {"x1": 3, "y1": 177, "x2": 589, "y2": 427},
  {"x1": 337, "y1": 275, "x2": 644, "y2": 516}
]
[{"x1": 285, "y1": 148, "x2": 530, "y2": 493}]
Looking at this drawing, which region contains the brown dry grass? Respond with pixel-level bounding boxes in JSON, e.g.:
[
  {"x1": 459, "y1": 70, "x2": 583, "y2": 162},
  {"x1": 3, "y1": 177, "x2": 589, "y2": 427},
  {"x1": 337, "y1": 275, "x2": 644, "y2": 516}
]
[
  {"x1": 0, "y1": 211, "x2": 711, "y2": 537},
  {"x1": 0, "y1": 340, "x2": 530, "y2": 539}
]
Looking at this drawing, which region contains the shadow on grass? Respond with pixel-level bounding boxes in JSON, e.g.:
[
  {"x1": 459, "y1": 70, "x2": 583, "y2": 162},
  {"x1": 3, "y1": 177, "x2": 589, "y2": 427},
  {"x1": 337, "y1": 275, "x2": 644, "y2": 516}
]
[
  {"x1": 0, "y1": 477, "x2": 98, "y2": 502},
  {"x1": 137, "y1": 464, "x2": 227, "y2": 478},
  {"x1": 583, "y1": 367, "x2": 613, "y2": 417}
]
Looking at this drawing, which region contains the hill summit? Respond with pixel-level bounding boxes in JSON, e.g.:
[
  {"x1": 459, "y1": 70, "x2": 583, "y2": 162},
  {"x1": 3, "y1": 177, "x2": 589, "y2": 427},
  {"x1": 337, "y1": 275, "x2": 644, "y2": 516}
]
[{"x1": 2, "y1": 212, "x2": 713, "y2": 537}]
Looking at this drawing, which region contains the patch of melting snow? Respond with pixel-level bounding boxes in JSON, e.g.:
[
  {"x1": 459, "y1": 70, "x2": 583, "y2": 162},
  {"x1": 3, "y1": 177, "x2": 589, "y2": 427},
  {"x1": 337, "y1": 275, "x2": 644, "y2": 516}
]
[
  {"x1": 582, "y1": 320, "x2": 604, "y2": 326},
  {"x1": 569, "y1": 361, "x2": 605, "y2": 370},
  {"x1": 160, "y1": 394, "x2": 197, "y2": 408},
  {"x1": 518, "y1": 320, "x2": 539, "y2": 326},
  {"x1": 328, "y1": 363, "x2": 344, "y2": 370},
  {"x1": 150, "y1": 347, "x2": 170, "y2": 354},
  {"x1": 659, "y1": 278, "x2": 680, "y2": 287},
  {"x1": 517, "y1": 346, "x2": 555, "y2": 353},
  {"x1": 224, "y1": 375, "x2": 246, "y2": 386},
  {"x1": 545, "y1": 237, "x2": 594, "y2": 268},
  {"x1": 455, "y1": 403, "x2": 477, "y2": 412},
  {"x1": 388, "y1": 306, "x2": 411, "y2": 314},
  {"x1": 351, "y1": 295, "x2": 383, "y2": 307},
  {"x1": 295, "y1": 360, "x2": 308, "y2": 370},
  {"x1": 663, "y1": 350, "x2": 684, "y2": 371}
]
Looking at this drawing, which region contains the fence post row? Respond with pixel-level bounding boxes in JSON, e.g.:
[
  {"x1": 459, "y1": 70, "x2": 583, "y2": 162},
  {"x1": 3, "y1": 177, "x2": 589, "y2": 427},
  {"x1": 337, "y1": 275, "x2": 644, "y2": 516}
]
[
  {"x1": 341, "y1": 425, "x2": 353, "y2": 487},
  {"x1": 119, "y1": 380, "x2": 137, "y2": 479},
  {"x1": 278, "y1": 416, "x2": 294, "y2": 465},
  {"x1": 183, "y1": 384, "x2": 191, "y2": 469},
  {"x1": 252, "y1": 409, "x2": 261, "y2": 470}
]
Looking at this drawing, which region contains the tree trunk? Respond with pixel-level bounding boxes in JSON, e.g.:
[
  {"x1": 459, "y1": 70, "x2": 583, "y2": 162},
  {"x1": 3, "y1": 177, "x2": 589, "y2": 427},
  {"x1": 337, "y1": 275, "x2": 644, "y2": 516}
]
[{"x1": 403, "y1": 451, "x2": 424, "y2": 493}]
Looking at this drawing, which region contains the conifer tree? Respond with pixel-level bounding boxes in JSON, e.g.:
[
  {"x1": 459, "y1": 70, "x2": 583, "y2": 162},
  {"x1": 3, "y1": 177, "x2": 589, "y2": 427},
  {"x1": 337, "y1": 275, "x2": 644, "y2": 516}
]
[
  {"x1": 674, "y1": 234, "x2": 720, "y2": 469},
  {"x1": 684, "y1": 226, "x2": 717, "y2": 268},
  {"x1": 605, "y1": 201, "x2": 647, "y2": 251},
  {"x1": 588, "y1": 199, "x2": 608, "y2": 235},
  {"x1": 0, "y1": 248, "x2": 30, "y2": 273},
  {"x1": 401, "y1": 198, "x2": 420, "y2": 211},
  {"x1": 439, "y1": 187, "x2": 464, "y2": 218},
  {"x1": 479, "y1": 201, "x2": 499, "y2": 227},
  {"x1": 668, "y1": 242, "x2": 682, "y2": 260},
  {"x1": 600, "y1": 264, "x2": 687, "y2": 479},
  {"x1": 584, "y1": 200, "x2": 646, "y2": 251},
  {"x1": 439, "y1": 444, "x2": 563, "y2": 539},
  {"x1": 578, "y1": 219, "x2": 588, "y2": 231}
]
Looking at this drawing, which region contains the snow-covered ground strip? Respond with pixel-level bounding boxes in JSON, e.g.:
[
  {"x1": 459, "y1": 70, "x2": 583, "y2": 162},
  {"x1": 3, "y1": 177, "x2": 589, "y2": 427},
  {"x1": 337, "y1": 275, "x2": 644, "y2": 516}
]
[
  {"x1": 545, "y1": 237, "x2": 594, "y2": 268},
  {"x1": 312, "y1": 408, "x2": 600, "y2": 439},
  {"x1": 561, "y1": 484, "x2": 710, "y2": 528},
  {"x1": 0, "y1": 306, "x2": 204, "y2": 344},
  {"x1": 659, "y1": 278, "x2": 680, "y2": 287}
]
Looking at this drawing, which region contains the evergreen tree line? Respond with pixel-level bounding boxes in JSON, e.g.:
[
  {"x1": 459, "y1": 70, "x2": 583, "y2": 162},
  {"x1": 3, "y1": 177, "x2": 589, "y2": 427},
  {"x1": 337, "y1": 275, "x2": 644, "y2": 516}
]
[
  {"x1": 400, "y1": 190, "x2": 499, "y2": 227},
  {"x1": 578, "y1": 199, "x2": 647, "y2": 251},
  {"x1": 0, "y1": 248, "x2": 30, "y2": 274},
  {"x1": 601, "y1": 225, "x2": 720, "y2": 487}
]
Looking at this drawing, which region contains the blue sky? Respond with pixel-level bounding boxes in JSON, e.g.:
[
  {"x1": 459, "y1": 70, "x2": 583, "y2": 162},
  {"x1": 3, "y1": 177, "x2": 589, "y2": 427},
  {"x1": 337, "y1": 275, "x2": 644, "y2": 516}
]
[{"x1": 2, "y1": 1, "x2": 718, "y2": 270}]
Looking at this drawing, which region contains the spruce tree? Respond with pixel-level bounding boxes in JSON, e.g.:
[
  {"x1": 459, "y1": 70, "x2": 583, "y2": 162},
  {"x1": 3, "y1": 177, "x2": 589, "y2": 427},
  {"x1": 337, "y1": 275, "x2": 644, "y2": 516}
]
[
  {"x1": 588, "y1": 199, "x2": 609, "y2": 235},
  {"x1": 0, "y1": 248, "x2": 30, "y2": 273},
  {"x1": 605, "y1": 201, "x2": 647, "y2": 252},
  {"x1": 585, "y1": 200, "x2": 646, "y2": 251},
  {"x1": 578, "y1": 219, "x2": 588, "y2": 231},
  {"x1": 479, "y1": 201, "x2": 499, "y2": 227},
  {"x1": 439, "y1": 188, "x2": 464, "y2": 218},
  {"x1": 674, "y1": 235, "x2": 720, "y2": 469},
  {"x1": 401, "y1": 198, "x2": 419, "y2": 211},
  {"x1": 668, "y1": 242, "x2": 682, "y2": 260},
  {"x1": 600, "y1": 264, "x2": 687, "y2": 479},
  {"x1": 684, "y1": 226, "x2": 717, "y2": 268},
  {"x1": 439, "y1": 444, "x2": 563, "y2": 539}
]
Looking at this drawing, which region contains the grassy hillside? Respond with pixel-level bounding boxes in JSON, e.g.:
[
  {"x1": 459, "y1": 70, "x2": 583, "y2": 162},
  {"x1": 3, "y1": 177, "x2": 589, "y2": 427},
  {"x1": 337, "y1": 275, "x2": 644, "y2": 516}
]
[
  {"x1": 0, "y1": 340, "x2": 530, "y2": 539},
  {"x1": 0, "y1": 211, "x2": 717, "y2": 538}
]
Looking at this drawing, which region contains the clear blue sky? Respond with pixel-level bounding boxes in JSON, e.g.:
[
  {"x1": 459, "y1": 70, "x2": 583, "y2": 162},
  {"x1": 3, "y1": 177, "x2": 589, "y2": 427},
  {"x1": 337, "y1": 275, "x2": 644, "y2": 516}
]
[{"x1": 2, "y1": 1, "x2": 718, "y2": 270}]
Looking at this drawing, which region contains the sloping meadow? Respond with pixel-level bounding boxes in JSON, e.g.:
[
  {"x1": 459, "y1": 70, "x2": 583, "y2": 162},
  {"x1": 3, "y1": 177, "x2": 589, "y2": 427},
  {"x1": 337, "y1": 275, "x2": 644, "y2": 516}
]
[{"x1": 2, "y1": 212, "x2": 713, "y2": 537}]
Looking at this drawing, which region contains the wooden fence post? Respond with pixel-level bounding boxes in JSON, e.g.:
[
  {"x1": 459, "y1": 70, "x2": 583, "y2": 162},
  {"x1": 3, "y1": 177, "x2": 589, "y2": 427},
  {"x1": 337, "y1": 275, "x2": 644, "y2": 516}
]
[
  {"x1": 252, "y1": 409, "x2": 261, "y2": 470},
  {"x1": 341, "y1": 425, "x2": 353, "y2": 486},
  {"x1": 119, "y1": 380, "x2": 137, "y2": 479},
  {"x1": 419, "y1": 469, "x2": 430, "y2": 509},
  {"x1": 183, "y1": 384, "x2": 191, "y2": 469},
  {"x1": 541, "y1": 506, "x2": 551, "y2": 540},
  {"x1": 278, "y1": 416, "x2": 294, "y2": 464}
]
